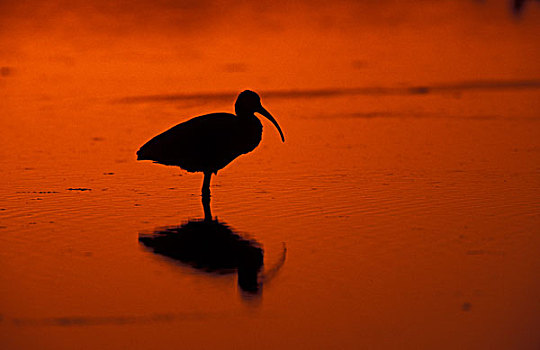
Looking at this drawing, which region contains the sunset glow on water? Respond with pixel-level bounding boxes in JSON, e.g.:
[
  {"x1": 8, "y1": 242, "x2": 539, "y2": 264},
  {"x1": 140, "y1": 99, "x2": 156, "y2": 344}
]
[{"x1": 1, "y1": 1, "x2": 540, "y2": 349}]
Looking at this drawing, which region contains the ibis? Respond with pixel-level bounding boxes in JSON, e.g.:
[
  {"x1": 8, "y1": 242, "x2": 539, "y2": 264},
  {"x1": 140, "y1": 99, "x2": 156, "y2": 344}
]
[{"x1": 137, "y1": 90, "x2": 285, "y2": 196}]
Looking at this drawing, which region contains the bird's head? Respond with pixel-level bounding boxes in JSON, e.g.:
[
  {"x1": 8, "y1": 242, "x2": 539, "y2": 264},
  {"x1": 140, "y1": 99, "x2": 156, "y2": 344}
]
[{"x1": 235, "y1": 90, "x2": 285, "y2": 142}]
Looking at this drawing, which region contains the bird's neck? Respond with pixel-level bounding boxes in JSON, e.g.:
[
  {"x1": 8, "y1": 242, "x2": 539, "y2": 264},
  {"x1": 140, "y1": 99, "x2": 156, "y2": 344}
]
[
  {"x1": 235, "y1": 112, "x2": 262, "y2": 153},
  {"x1": 236, "y1": 111, "x2": 256, "y2": 119},
  {"x1": 237, "y1": 113, "x2": 262, "y2": 128}
]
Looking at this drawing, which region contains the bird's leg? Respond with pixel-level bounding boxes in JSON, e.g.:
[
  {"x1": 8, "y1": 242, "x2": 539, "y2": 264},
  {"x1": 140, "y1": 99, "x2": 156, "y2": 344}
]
[
  {"x1": 202, "y1": 171, "x2": 212, "y2": 197},
  {"x1": 201, "y1": 192, "x2": 212, "y2": 221}
]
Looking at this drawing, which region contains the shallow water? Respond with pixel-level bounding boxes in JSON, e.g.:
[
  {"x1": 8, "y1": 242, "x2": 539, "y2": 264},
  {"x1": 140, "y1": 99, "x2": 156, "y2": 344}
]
[{"x1": 1, "y1": 1, "x2": 540, "y2": 349}]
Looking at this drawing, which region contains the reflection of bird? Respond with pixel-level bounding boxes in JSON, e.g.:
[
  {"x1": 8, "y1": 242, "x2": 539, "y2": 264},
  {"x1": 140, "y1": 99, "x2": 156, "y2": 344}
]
[
  {"x1": 139, "y1": 195, "x2": 265, "y2": 293},
  {"x1": 139, "y1": 220, "x2": 264, "y2": 293},
  {"x1": 137, "y1": 90, "x2": 285, "y2": 195},
  {"x1": 139, "y1": 195, "x2": 286, "y2": 295}
]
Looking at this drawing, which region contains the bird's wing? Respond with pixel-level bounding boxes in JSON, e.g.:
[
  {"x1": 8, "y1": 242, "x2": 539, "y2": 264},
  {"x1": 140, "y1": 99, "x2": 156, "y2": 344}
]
[
  {"x1": 137, "y1": 113, "x2": 239, "y2": 171},
  {"x1": 169, "y1": 112, "x2": 238, "y2": 150}
]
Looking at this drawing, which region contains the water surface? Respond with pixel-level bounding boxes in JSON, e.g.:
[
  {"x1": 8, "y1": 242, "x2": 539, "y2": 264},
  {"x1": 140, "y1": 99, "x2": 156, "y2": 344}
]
[{"x1": 1, "y1": 1, "x2": 540, "y2": 349}]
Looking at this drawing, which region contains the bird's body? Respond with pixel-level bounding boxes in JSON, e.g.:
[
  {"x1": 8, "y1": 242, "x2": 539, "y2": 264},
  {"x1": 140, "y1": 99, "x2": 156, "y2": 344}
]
[
  {"x1": 137, "y1": 112, "x2": 263, "y2": 173},
  {"x1": 137, "y1": 90, "x2": 284, "y2": 195}
]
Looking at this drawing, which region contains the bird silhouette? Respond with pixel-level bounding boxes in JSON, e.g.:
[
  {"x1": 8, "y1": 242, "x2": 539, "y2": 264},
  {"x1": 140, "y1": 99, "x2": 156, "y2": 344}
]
[{"x1": 137, "y1": 90, "x2": 285, "y2": 195}]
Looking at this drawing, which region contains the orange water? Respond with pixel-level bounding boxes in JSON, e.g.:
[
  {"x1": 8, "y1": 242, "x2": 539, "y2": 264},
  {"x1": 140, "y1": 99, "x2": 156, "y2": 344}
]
[{"x1": 1, "y1": 1, "x2": 540, "y2": 349}]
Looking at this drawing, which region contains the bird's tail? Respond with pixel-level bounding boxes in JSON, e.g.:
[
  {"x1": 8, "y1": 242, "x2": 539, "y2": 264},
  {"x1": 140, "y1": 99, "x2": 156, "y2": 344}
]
[{"x1": 136, "y1": 145, "x2": 151, "y2": 160}]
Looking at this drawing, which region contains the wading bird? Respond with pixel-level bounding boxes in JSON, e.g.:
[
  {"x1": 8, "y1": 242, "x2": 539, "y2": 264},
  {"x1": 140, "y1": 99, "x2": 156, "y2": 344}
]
[{"x1": 137, "y1": 90, "x2": 285, "y2": 195}]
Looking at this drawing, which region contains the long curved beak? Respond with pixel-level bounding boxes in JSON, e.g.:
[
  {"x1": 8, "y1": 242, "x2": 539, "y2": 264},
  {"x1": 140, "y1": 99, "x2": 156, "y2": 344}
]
[{"x1": 258, "y1": 106, "x2": 285, "y2": 142}]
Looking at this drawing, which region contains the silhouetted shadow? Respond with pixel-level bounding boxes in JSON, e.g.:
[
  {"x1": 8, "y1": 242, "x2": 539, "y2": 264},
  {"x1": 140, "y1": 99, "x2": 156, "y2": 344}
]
[{"x1": 139, "y1": 195, "x2": 281, "y2": 295}]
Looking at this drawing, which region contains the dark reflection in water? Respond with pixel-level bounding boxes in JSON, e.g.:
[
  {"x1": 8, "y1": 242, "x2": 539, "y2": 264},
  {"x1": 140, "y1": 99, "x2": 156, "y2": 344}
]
[{"x1": 139, "y1": 195, "x2": 281, "y2": 295}]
